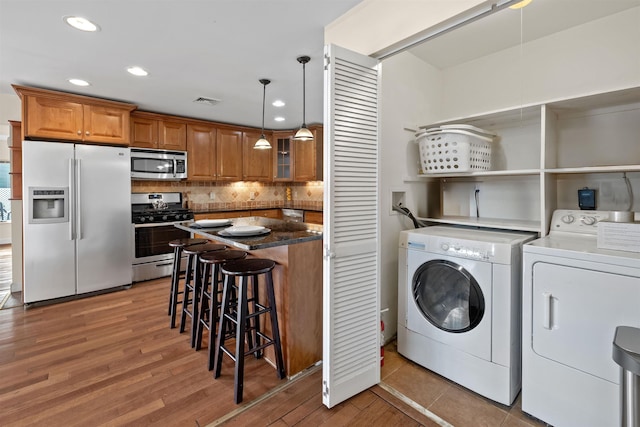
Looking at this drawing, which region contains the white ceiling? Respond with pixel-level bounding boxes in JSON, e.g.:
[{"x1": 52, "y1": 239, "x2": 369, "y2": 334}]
[{"x1": 0, "y1": 0, "x2": 362, "y2": 130}]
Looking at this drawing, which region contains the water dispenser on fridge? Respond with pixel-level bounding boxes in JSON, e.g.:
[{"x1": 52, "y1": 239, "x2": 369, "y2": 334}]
[{"x1": 28, "y1": 187, "x2": 68, "y2": 224}]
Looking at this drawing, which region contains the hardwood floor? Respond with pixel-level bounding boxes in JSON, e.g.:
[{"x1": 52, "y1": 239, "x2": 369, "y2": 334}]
[
  {"x1": 1, "y1": 274, "x2": 548, "y2": 426},
  {"x1": 0, "y1": 277, "x2": 286, "y2": 426}
]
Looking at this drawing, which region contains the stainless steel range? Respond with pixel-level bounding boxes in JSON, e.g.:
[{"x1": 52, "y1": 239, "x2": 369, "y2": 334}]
[{"x1": 132, "y1": 192, "x2": 194, "y2": 282}]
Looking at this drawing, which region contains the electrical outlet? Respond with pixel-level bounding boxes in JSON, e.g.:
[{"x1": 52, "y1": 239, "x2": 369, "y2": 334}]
[
  {"x1": 209, "y1": 192, "x2": 216, "y2": 200},
  {"x1": 249, "y1": 192, "x2": 255, "y2": 201}
]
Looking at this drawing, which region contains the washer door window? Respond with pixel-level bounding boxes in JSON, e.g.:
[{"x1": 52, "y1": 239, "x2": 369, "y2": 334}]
[{"x1": 413, "y1": 259, "x2": 485, "y2": 333}]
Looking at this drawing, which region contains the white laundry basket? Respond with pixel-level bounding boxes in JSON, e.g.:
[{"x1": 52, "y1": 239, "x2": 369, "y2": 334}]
[{"x1": 417, "y1": 130, "x2": 492, "y2": 174}]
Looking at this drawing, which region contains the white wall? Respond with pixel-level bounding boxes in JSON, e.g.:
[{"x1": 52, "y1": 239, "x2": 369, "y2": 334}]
[
  {"x1": 440, "y1": 7, "x2": 640, "y2": 119},
  {"x1": 378, "y1": 52, "x2": 442, "y2": 339}
]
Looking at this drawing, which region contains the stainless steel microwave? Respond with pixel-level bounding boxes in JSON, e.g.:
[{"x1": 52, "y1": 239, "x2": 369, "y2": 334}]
[{"x1": 130, "y1": 148, "x2": 187, "y2": 180}]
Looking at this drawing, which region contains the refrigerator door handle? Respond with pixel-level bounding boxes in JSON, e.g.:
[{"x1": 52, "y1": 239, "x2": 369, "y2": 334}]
[
  {"x1": 68, "y1": 158, "x2": 75, "y2": 240},
  {"x1": 76, "y1": 158, "x2": 82, "y2": 240}
]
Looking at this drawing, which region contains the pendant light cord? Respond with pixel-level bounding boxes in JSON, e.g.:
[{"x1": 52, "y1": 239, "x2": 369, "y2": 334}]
[
  {"x1": 302, "y1": 60, "x2": 306, "y2": 127},
  {"x1": 261, "y1": 82, "x2": 266, "y2": 136}
]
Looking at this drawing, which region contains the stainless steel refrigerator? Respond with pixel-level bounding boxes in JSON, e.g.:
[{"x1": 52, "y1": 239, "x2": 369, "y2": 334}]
[{"x1": 22, "y1": 140, "x2": 132, "y2": 303}]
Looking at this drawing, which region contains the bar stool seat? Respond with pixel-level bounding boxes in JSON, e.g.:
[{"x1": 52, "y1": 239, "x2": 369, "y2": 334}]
[
  {"x1": 214, "y1": 258, "x2": 285, "y2": 404},
  {"x1": 196, "y1": 250, "x2": 248, "y2": 370},
  {"x1": 168, "y1": 238, "x2": 209, "y2": 329},
  {"x1": 180, "y1": 243, "x2": 226, "y2": 347}
]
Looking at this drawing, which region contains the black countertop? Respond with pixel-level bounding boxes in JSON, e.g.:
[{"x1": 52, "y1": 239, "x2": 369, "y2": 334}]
[{"x1": 175, "y1": 217, "x2": 323, "y2": 250}]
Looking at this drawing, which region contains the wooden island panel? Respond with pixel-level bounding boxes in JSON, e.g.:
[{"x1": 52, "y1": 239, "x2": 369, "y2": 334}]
[{"x1": 249, "y1": 239, "x2": 323, "y2": 377}]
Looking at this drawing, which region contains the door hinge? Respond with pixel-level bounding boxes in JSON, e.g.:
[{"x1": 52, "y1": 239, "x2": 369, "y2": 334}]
[
  {"x1": 323, "y1": 380, "x2": 329, "y2": 397},
  {"x1": 324, "y1": 55, "x2": 330, "y2": 70}
]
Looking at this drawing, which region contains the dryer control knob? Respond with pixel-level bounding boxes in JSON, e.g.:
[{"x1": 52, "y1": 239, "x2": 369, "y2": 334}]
[
  {"x1": 561, "y1": 214, "x2": 575, "y2": 224},
  {"x1": 441, "y1": 243, "x2": 449, "y2": 251},
  {"x1": 581, "y1": 216, "x2": 597, "y2": 225}
]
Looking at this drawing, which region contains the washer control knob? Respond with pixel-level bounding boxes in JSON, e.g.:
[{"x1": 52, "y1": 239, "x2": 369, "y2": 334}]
[
  {"x1": 581, "y1": 216, "x2": 597, "y2": 225},
  {"x1": 441, "y1": 243, "x2": 449, "y2": 251},
  {"x1": 561, "y1": 214, "x2": 575, "y2": 224}
]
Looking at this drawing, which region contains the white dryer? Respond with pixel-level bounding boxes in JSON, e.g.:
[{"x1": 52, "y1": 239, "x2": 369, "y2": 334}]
[
  {"x1": 398, "y1": 225, "x2": 535, "y2": 405},
  {"x1": 522, "y1": 210, "x2": 640, "y2": 427}
]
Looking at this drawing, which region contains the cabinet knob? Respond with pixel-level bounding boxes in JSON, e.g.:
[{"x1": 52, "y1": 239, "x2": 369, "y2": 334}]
[
  {"x1": 77, "y1": 130, "x2": 82, "y2": 135},
  {"x1": 85, "y1": 131, "x2": 90, "y2": 136}
]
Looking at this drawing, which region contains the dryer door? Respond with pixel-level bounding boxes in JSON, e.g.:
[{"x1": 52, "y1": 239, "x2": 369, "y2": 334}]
[
  {"x1": 531, "y1": 262, "x2": 640, "y2": 384},
  {"x1": 407, "y1": 250, "x2": 492, "y2": 360}
]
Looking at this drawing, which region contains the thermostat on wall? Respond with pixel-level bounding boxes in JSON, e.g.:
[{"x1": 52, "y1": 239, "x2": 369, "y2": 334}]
[{"x1": 578, "y1": 187, "x2": 596, "y2": 210}]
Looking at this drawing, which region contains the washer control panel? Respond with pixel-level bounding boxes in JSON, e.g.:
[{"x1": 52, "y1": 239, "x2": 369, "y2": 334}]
[
  {"x1": 439, "y1": 242, "x2": 491, "y2": 260},
  {"x1": 551, "y1": 209, "x2": 612, "y2": 234}
]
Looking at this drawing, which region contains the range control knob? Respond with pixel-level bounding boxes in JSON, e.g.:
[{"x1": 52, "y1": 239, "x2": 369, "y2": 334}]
[
  {"x1": 581, "y1": 216, "x2": 597, "y2": 225},
  {"x1": 162, "y1": 215, "x2": 168, "y2": 221},
  {"x1": 147, "y1": 216, "x2": 154, "y2": 222},
  {"x1": 561, "y1": 214, "x2": 575, "y2": 224},
  {"x1": 138, "y1": 217, "x2": 145, "y2": 223}
]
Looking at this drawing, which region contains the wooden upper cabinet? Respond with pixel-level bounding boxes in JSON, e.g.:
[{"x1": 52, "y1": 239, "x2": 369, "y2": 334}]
[
  {"x1": 159, "y1": 120, "x2": 187, "y2": 151},
  {"x1": 273, "y1": 131, "x2": 293, "y2": 182},
  {"x1": 216, "y1": 128, "x2": 243, "y2": 181},
  {"x1": 242, "y1": 131, "x2": 273, "y2": 182},
  {"x1": 130, "y1": 112, "x2": 187, "y2": 150},
  {"x1": 293, "y1": 125, "x2": 323, "y2": 182},
  {"x1": 13, "y1": 85, "x2": 135, "y2": 145},
  {"x1": 130, "y1": 114, "x2": 158, "y2": 148},
  {"x1": 187, "y1": 123, "x2": 217, "y2": 180},
  {"x1": 82, "y1": 105, "x2": 130, "y2": 144}
]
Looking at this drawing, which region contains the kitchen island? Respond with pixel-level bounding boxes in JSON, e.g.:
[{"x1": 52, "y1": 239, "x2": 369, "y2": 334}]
[{"x1": 176, "y1": 217, "x2": 323, "y2": 377}]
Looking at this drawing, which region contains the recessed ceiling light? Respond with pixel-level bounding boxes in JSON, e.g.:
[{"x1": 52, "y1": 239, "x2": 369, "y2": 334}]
[
  {"x1": 509, "y1": 0, "x2": 532, "y2": 9},
  {"x1": 274, "y1": 117, "x2": 285, "y2": 122},
  {"x1": 127, "y1": 66, "x2": 149, "y2": 77},
  {"x1": 272, "y1": 100, "x2": 285, "y2": 107},
  {"x1": 68, "y1": 78, "x2": 90, "y2": 86},
  {"x1": 64, "y1": 16, "x2": 99, "y2": 32}
]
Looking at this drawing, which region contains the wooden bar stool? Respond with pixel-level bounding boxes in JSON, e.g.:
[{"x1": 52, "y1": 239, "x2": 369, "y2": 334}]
[
  {"x1": 179, "y1": 242, "x2": 226, "y2": 347},
  {"x1": 168, "y1": 238, "x2": 208, "y2": 329},
  {"x1": 195, "y1": 250, "x2": 248, "y2": 370},
  {"x1": 214, "y1": 258, "x2": 285, "y2": 404}
]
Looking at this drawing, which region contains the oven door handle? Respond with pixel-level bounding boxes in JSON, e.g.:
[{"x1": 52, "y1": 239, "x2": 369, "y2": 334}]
[{"x1": 133, "y1": 221, "x2": 192, "y2": 229}]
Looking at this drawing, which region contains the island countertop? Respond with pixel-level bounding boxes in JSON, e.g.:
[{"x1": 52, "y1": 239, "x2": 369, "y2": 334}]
[{"x1": 175, "y1": 216, "x2": 323, "y2": 250}]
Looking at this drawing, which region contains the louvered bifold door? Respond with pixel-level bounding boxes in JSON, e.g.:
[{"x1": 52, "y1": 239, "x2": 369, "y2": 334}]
[{"x1": 322, "y1": 44, "x2": 380, "y2": 408}]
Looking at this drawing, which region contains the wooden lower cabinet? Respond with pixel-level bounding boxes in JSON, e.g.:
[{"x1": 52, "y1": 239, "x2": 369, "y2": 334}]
[{"x1": 304, "y1": 210, "x2": 323, "y2": 224}]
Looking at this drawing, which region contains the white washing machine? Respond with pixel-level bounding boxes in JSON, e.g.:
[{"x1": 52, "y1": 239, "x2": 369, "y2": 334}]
[
  {"x1": 398, "y1": 225, "x2": 535, "y2": 405},
  {"x1": 522, "y1": 210, "x2": 640, "y2": 427}
]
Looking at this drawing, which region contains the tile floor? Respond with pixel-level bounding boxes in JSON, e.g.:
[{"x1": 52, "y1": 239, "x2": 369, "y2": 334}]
[{"x1": 381, "y1": 341, "x2": 548, "y2": 427}]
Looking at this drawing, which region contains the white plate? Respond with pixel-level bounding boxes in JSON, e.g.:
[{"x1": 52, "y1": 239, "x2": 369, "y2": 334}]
[
  {"x1": 194, "y1": 219, "x2": 232, "y2": 227},
  {"x1": 222, "y1": 225, "x2": 269, "y2": 236}
]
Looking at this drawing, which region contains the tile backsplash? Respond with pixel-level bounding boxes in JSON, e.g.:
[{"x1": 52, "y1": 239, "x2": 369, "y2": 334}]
[{"x1": 131, "y1": 180, "x2": 323, "y2": 211}]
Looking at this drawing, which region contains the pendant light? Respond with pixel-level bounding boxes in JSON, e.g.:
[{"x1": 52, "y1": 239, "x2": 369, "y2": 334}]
[
  {"x1": 254, "y1": 79, "x2": 272, "y2": 150},
  {"x1": 294, "y1": 55, "x2": 314, "y2": 141}
]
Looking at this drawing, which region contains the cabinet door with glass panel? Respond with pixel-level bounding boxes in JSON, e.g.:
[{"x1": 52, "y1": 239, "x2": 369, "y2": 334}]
[{"x1": 273, "y1": 131, "x2": 293, "y2": 181}]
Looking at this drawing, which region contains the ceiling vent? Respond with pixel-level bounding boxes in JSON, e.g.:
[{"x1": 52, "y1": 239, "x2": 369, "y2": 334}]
[{"x1": 193, "y1": 96, "x2": 221, "y2": 106}]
